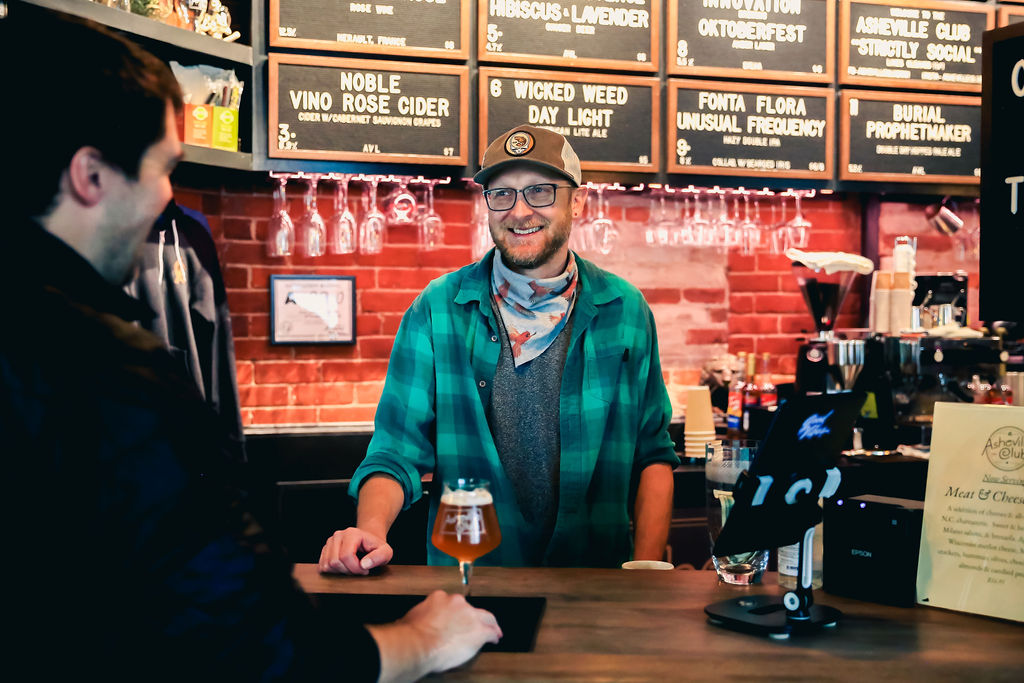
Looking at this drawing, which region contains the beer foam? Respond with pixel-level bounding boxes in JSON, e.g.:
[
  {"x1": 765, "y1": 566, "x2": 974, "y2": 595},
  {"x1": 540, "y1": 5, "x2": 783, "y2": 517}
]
[{"x1": 441, "y1": 487, "x2": 493, "y2": 506}]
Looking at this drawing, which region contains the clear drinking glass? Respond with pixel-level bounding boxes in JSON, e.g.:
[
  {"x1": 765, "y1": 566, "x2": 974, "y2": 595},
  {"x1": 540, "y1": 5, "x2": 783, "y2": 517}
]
[
  {"x1": 691, "y1": 192, "x2": 712, "y2": 247},
  {"x1": 471, "y1": 191, "x2": 493, "y2": 260},
  {"x1": 706, "y1": 440, "x2": 769, "y2": 585},
  {"x1": 739, "y1": 194, "x2": 761, "y2": 256},
  {"x1": 297, "y1": 174, "x2": 326, "y2": 258},
  {"x1": 266, "y1": 173, "x2": 294, "y2": 257},
  {"x1": 327, "y1": 174, "x2": 357, "y2": 255},
  {"x1": 359, "y1": 177, "x2": 386, "y2": 255},
  {"x1": 586, "y1": 184, "x2": 618, "y2": 256},
  {"x1": 418, "y1": 179, "x2": 445, "y2": 251},
  {"x1": 769, "y1": 194, "x2": 790, "y2": 255},
  {"x1": 713, "y1": 192, "x2": 736, "y2": 251},
  {"x1": 431, "y1": 478, "x2": 501, "y2": 593},
  {"x1": 386, "y1": 177, "x2": 418, "y2": 226},
  {"x1": 787, "y1": 190, "x2": 811, "y2": 249}
]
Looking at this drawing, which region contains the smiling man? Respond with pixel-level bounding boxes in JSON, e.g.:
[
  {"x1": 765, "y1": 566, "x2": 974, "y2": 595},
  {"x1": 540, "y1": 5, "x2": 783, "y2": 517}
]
[{"x1": 321, "y1": 125, "x2": 679, "y2": 572}]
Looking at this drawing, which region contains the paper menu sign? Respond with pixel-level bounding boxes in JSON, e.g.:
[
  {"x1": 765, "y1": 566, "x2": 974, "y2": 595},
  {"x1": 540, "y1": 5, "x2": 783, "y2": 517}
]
[{"x1": 916, "y1": 403, "x2": 1024, "y2": 622}]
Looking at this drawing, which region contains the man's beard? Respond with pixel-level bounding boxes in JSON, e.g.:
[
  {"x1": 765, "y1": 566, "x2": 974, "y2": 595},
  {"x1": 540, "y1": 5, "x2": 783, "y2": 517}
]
[{"x1": 490, "y1": 216, "x2": 572, "y2": 272}]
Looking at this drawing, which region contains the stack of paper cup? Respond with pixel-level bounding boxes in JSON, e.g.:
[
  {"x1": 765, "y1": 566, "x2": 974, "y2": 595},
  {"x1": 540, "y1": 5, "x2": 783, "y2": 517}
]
[{"x1": 684, "y1": 386, "x2": 717, "y2": 459}]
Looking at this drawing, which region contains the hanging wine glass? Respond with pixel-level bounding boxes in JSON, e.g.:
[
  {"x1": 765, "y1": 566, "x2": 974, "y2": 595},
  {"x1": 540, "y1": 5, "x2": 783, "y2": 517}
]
[
  {"x1": 570, "y1": 186, "x2": 593, "y2": 253},
  {"x1": 739, "y1": 193, "x2": 761, "y2": 256},
  {"x1": 386, "y1": 176, "x2": 418, "y2": 226},
  {"x1": 691, "y1": 191, "x2": 712, "y2": 247},
  {"x1": 359, "y1": 176, "x2": 386, "y2": 255},
  {"x1": 654, "y1": 191, "x2": 675, "y2": 246},
  {"x1": 786, "y1": 190, "x2": 812, "y2": 249},
  {"x1": 713, "y1": 191, "x2": 736, "y2": 251},
  {"x1": 675, "y1": 194, "x2": 694, "y2": 247},
  {"x1": 266, "y1": 173, "x2": 294, "y2": 257},
  {"x1": 419, "y1": 179, "x2": 445, "y2": 251},
  {"x1": 296, "y1": 174, "x2": 326, "y2": 258},
  {"x1": 769, "y1": 192, "x2": 790, "y2": 255},
  {"x1": 472, "y1": 191, "x2": 493, "y2": 260},
  {"x1": 590, "y1": 184, "x2": 618, "y2": 256},
  {"x1": 327, "y1": 174, "x2": 357, "y2": 255}
]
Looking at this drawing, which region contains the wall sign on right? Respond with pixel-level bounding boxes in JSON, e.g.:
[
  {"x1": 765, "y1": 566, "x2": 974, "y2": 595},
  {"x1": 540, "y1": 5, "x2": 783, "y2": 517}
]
[
  {"x1": 840, "y1": 89, "x2": 980, "y2": 183},
  {"x1": 999, "y1": 6, "x2": 1024, "y2": 28},
  {"x1": 840, "y1": 0, "x2": 994, "y2": 92}
]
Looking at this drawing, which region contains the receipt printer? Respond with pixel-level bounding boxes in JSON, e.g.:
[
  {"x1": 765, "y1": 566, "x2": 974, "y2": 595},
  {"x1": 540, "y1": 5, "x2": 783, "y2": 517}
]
[{"x1": 822, "y1": 494, "x2": 925, "y2": 607}]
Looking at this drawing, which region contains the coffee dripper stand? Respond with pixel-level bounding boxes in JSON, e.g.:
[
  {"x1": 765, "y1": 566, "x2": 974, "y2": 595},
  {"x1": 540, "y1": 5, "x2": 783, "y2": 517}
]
[{"x1": 792, "y1": 264, "x2": 865, "y2": 396}]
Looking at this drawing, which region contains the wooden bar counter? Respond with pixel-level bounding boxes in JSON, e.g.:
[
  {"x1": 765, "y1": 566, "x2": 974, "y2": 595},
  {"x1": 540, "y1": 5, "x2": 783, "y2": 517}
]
[{"x1": 294, "y1": 564, "x2": 1024, "y2": 681}]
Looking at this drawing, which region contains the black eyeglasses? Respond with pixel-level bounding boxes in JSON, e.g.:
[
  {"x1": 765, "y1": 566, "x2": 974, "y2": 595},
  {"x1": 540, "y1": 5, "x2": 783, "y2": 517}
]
[{"x1": 482, "y1": 183, "x2": 575, "y2": 211}]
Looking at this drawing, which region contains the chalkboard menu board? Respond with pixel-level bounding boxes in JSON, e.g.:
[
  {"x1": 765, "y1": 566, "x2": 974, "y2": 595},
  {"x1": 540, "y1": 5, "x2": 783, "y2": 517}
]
[
  {"x1": 840, "y1": 0, "x2": 994, "y2": 92},
  {"x1": 1000, "y1": 6, "x2": 1024, "y2": 27},
  {"x1": 479, "y1": 68, "x2": 659, "y2": 172},
  {"x1": 840, "y1": 89, "x2": 979, "y2": 182},
  {"x1": 269, "y1": 0, "x2": 470, "y2": 59},
  {"x1": 478, "y1": 0, "x2": 659, "y2": 71},
  {"x1": 668, "y1": 0, "x2": 834, "y2": 83},
  {"x1": 980, "y1": 22, "x2": 1024, "y2": 324},
  {"x1": 268, "y1": 55, "x2": 469, "y2": 164},
  {"x1": 667, "y1": 80, "x2": 834, "y2": 179}
]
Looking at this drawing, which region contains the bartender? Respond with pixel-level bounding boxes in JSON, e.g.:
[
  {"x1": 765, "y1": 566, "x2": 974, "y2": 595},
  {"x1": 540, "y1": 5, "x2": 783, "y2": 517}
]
[{"x1": 319, "y1": 124, "x2": 679, "y2": 573}]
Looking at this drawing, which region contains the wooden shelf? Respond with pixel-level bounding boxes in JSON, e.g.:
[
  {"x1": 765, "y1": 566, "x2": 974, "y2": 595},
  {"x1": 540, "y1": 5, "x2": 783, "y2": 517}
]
[
  {"x1": 182, "y1": 144, "x2": 252, "y2": 170},
  {"x1": 22, "y1": 0, "x2": 253, "y2": 65}
]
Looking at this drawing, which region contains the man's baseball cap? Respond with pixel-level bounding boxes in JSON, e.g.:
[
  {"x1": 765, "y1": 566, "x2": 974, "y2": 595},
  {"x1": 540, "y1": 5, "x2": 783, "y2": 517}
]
[{"x1": 474, "y1": 125, "x2": 582, "y2": 187}]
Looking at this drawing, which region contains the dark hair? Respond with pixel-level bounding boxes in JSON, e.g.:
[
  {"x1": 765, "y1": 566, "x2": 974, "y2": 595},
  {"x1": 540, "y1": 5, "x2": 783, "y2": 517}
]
[{"x1": 1, "y1": 9, "x2": 183, "y2": 218}]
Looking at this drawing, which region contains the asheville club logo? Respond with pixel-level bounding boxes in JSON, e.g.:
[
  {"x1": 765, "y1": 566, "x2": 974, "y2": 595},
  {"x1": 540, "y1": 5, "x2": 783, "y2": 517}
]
[
  {"x1": 982, "y1": 426, "x2": 1024, "y2": 472},
  {"x1": 798, "y1": 410, "x2": 834, "y2": 441}
]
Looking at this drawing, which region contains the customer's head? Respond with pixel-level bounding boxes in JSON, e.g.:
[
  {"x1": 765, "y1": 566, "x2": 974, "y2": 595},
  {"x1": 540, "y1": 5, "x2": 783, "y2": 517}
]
[
  {"x1": 3, "y1": 13, "x2": 183, "y2": 221},
  {"x1": 2, "y1": 12, "x2": 184, "y2": 283},
  {"x1": 475, "y1": 126, "x2": 587, "y2": 277}
]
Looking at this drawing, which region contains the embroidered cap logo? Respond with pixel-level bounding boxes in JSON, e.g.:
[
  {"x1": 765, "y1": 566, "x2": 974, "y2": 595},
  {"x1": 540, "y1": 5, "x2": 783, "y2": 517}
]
[
  {"x1": 798, "y1": 410, "x2": 834, "y2": 441},
  {"x1": 505, "y1": 131, "x2": 535, "y2": 156}
]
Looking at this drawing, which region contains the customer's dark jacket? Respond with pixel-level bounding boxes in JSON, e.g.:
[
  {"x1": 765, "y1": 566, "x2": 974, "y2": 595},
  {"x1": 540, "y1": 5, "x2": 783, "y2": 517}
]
[{"x1": 0, "y1": 219, "x2": 378, "y2": 681}]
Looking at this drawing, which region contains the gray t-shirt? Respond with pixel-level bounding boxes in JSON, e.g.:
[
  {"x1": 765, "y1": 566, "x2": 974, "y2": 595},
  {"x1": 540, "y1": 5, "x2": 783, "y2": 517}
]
[{"x1": 487, "y1": 298, "x2": 573, "y2": 565}]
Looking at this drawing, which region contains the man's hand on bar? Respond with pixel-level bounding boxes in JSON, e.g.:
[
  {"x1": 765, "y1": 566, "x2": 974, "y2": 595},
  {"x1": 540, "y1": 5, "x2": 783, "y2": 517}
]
[
  {"x1": 318, "y1": 527, "x2": 393, "y2": 574},
  {"x1": 367, "y1": 590, "x2": 502, "y2": 683},
  {"x1": 320, "y1": 475, "x2": 404, "y2": 574}
]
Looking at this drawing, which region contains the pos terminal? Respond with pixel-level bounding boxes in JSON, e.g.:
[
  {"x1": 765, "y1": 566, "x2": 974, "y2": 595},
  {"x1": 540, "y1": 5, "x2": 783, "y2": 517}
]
[{"x1": 705, "y1": 391, "x2": 866, "y2": 638}]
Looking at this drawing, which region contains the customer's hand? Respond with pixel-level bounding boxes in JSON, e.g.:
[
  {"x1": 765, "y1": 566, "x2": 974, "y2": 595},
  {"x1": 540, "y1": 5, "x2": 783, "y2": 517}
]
[
  {"x1": 368, "y1": 591, "x2": 502, "y2": 682},
  {"x1": 318, "y1": 527, "x2": 393, "y2": 575}
]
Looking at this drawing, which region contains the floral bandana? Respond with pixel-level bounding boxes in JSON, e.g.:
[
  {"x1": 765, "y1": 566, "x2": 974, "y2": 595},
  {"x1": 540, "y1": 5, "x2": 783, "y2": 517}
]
[{"x1": 491, "y1": 251, "x2": 578, "y2": 367}]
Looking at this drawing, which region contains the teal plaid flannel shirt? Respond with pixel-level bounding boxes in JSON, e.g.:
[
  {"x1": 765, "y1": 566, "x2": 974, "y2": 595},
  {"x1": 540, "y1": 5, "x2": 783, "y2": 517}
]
[{"x1": 349, "y1": 250, "x2": 679, "y2": 567}]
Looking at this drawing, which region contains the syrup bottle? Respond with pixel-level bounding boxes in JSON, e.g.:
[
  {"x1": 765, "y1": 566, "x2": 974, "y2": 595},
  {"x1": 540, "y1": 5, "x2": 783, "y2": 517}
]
[
  {"x1": 726, "y1": 352, "x2": 747, "y2": 436},
  {"x1": 759, "y1": 352, "x2": 778, "y2": 408},
  {"x1": 742, "y1": 353, "x2": 760, "y2": 433}
]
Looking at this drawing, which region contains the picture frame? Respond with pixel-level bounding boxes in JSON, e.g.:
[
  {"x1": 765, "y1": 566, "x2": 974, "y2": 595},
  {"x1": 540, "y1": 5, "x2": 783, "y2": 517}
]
[{"x1": 269, "y1": 275, "x2": 356, "y2": 345}]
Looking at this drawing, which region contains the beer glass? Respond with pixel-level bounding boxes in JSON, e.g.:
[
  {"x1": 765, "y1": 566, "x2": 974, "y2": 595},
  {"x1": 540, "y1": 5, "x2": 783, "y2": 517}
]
[{"x1": 431, "y1": 478, "x2": 501, "y2": 592}]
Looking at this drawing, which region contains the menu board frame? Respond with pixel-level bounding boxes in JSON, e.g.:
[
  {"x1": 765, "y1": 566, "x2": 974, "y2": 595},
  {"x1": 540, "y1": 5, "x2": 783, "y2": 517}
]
[
  {"x1": 478, "y1": 67, "x2": 660, "y2": 173},
  {"x1": 268, "y1": 0, "x2": 472, "y2": 60},
  {"x1": 477, "y1": 0, "x2": 660, "y2": 72},
  {"x1": 999, "y1": 5, "x2": 1024, "y2": 27},
  {"x1": 666, "y1": 79, "x2": 834, "y2": 180},
  {"x1": 666, "y1": 0, "x2": 836, "y2": 83},
  {"x1": 839, "y1": 0, "x2": 995, "y2": 93},
  {"x1": 839, "y1": 89, "x2": 980, "y2": 184},
  {"x1": 268, "y1": 54, "x2": 470, "y2": 164}
]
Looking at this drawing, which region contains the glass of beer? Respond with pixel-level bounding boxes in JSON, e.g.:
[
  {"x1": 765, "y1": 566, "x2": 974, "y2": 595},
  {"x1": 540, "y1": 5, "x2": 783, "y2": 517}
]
[{"x1": 431, "y1": 478, "x2": 501, "y2": 592}]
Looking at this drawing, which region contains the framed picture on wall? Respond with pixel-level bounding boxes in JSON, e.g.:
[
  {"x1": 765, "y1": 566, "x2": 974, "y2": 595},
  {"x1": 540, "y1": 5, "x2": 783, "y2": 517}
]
[{"x1": 270, "y1": 275, "x2": 356, "y2": 345}]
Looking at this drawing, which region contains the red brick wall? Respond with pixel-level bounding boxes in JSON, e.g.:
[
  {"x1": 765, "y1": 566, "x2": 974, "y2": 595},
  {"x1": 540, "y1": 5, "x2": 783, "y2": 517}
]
[{"x1": 174, "y1": 180, "x2": 871, "y2": 426}]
